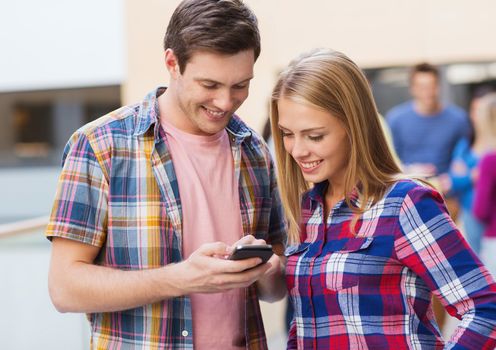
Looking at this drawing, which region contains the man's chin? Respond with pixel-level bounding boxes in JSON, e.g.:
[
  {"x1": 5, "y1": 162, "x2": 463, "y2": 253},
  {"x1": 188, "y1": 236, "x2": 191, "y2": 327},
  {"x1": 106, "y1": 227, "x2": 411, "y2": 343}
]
[{"x1": 198, "y1": 122, "x2": 229, "y2": 136}]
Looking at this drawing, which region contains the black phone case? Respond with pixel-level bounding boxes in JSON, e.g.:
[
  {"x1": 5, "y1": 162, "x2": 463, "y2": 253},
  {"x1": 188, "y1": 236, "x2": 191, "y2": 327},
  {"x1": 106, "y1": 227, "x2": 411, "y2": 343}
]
[{"x1": 229, "y1": 245, "x2": 273, "y2": 263}]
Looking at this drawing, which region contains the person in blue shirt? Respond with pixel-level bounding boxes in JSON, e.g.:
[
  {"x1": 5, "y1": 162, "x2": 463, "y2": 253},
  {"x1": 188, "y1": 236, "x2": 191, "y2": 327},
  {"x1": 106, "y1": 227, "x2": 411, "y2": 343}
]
[{"x1": 387, "y1": 63, "x2": 470, "y2": 177}]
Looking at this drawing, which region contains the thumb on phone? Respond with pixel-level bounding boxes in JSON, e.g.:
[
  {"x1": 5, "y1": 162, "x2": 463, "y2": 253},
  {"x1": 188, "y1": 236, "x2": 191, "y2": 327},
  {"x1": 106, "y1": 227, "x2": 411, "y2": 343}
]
[{"x1": 196, "y1": 241, "x2": 231, "y2": 258}]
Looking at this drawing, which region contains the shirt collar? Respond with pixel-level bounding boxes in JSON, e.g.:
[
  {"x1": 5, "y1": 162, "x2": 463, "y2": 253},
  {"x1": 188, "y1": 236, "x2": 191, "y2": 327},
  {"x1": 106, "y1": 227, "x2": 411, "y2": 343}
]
[
  {"x1": 133, "y1": 86, "x2": 252, "y2": 144},
  {"x1": 133, "y1": 87, "x2": 162, "y2": 139},
  {"x1": 226, "y1": 114, "x2": 252, "y2": 144},
  {"x1": 306, "y1": 180, "x2": 361, "y2": 211},
  {"x1": 308, "y1": 181, "x2": 328, "y2": 202}
]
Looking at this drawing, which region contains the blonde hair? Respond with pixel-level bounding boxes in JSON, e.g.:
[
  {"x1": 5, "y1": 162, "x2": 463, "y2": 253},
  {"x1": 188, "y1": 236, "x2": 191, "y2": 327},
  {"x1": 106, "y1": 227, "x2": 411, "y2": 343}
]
[
  {"x1": 270, "y1": 48, "x2": 402, "y2": 244},
  {"x1": 477, "y1": 92, "x2": 496, "y2": 149}
]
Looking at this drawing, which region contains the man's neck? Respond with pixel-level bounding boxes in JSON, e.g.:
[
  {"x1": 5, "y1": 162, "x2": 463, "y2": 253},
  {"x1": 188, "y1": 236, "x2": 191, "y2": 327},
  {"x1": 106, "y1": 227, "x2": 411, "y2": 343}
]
[
  {"x1": 413, "y1": 101, "x2": 442, "y2": 116},
  {"x1": 157, "y1": 87, "x2": 183, "y2": 130}
]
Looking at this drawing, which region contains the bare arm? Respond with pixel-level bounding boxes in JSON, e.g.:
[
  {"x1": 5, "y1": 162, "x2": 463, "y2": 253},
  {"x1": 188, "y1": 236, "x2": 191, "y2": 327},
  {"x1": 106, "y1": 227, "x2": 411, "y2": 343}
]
[
  {"x1": 256, "y1": 242, "x2": 287, "y2": 303},
  {"x1": 48, "y1": 237, "x2": 271, "y2": 313}
]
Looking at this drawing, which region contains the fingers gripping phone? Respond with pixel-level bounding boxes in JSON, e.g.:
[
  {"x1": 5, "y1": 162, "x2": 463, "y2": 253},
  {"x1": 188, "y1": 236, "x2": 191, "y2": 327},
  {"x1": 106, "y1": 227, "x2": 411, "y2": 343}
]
[{"x1": 229, "y1": 244, "x2": 273, "y2": 264}]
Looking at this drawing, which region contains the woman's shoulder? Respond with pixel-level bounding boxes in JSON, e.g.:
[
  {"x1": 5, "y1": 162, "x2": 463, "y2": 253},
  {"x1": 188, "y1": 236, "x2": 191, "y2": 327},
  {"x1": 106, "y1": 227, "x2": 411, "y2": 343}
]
[
  {"x1": 481, "y1": 152, "x2": 496, "y2": 163},
  {"x1": 385, "y1": 178, "x2": 441, "y2": 203},
  {"x1": 385, "y1": 179, "x2": 447, "y2": 229},
  {"x1": 479, "y1": 152, "x2": 496, "y2": 173}
]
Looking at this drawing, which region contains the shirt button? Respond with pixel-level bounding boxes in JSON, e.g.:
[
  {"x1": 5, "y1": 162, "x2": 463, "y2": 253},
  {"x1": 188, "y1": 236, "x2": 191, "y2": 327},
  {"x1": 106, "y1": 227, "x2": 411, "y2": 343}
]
[{"x1": 181, "y1": 330, "x2": 189, "y2": 337}]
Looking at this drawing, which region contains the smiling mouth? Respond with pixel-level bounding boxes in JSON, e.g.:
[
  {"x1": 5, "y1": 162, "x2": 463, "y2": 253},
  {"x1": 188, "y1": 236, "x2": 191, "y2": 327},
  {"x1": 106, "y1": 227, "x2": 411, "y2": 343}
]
[
  {"x1": 300, "y1": 160, "x2": 322, "y2": 169},
  {"x1": 202, "y1": 106, "x2": 227, "y2": 119}
]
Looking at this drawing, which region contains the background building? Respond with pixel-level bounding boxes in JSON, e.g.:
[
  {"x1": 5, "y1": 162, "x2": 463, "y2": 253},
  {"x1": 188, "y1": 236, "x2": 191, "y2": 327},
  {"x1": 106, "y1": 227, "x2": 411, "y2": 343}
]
[
  {"x1": 0, "y1": 0, "x2": 124, "y2": 169},
  {"x1": 125, "y1": 0, "x2": 496, "y2": 131}
]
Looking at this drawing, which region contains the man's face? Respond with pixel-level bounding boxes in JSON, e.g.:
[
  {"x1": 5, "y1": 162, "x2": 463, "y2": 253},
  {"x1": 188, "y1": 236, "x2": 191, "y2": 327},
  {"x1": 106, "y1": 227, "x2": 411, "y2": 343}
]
[
  {"x1": 165, "y1": 49, "x2": 254, "y2": 136},
  {"x1": 410, "y1": 72, "x2": 440, "y2": 112}
]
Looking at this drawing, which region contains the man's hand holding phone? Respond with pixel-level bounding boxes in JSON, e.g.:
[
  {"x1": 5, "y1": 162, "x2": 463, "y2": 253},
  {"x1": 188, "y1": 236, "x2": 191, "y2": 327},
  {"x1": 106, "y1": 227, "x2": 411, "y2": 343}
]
[
  {"x1": 228, "y1": 244, "x2": 273, "y2": 264},
  {"x1": 173, "y1": 236, "x2": 273, "y2": 295},
  {"x1": 229, "y1": 235, "x2": 286, "y2": 302}
]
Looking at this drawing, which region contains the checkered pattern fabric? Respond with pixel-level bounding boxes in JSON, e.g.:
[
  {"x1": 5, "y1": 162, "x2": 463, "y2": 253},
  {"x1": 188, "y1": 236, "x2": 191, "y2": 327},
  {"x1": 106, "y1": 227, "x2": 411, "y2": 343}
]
[
  {"x1": 46, "y1": 87, "x2": 286, "y2": 349},
  {"x1": 285, "y1": 180, "x2": 496, "y2": 349}
]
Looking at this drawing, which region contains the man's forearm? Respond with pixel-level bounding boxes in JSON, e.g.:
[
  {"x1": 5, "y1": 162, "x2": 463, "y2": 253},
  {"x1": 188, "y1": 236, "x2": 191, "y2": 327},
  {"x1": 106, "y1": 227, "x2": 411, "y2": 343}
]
[
  {"x1": 49, "y1": 237, "x2": 273, "y2": 313},
  {"x1": 49, "y1": 261, "x2": 184, "y2": 313}
]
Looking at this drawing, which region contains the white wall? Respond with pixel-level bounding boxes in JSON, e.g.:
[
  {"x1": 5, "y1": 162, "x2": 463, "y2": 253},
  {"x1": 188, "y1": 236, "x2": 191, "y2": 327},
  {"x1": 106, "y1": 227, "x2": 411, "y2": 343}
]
[
  {"x1": 0, "y1": 167, "x2": 60, "y2": 222},
  {"x1": 0, "y1": 235, "x2": 90, "y2": 350},
  {"x1": 0, "y1": 0, "x2": 125, "y2": 92}
]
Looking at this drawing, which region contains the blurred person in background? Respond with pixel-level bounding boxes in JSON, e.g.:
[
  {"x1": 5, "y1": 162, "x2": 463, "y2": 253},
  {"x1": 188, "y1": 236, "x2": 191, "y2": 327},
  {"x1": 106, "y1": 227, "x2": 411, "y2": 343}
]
[
  {"x1": 271, "y1": 48, "x2": 496, "y2": 349},
  {"x1": 474, "y1": 93, "x2": 496, "y2": 277},
  {"x1": 438, "y1": 86, "x2": 494, "y2": 255},
  {"x1": 386, "y1": 62, "x2": 471, "y2": 329},
  {"x1": 386, "y1": 63, "x2": 470, "y2": 178},
  {"x1": 45, "y1": 0, "x2": 286, "y2": 349}
]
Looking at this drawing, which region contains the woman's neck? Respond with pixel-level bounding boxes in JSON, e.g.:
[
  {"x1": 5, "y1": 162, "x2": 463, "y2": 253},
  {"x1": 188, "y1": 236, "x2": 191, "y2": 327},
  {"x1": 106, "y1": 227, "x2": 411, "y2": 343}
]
[
  {"x1": 473, "y1": 134, "x2": 496, "y2": 154},
  {"x1": 324, "y1": 182, "x2": 345, "y2": 219}
]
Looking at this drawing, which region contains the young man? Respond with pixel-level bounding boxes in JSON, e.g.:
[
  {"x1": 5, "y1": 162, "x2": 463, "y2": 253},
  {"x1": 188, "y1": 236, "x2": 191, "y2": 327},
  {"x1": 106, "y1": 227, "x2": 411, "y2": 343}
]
[
  {"x1": 386, "y1": 63, "x2": 470, "y2": 177},
  {"x1": 46, "y1": 1, "x2": 286, "y2": 349}
]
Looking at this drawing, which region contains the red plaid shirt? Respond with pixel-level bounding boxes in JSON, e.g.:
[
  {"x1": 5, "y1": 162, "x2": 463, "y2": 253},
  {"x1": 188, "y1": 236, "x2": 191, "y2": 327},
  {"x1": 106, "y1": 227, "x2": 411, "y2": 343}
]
[{"x1": 285, "y1": 180, "x2": 496, "y2": 349}]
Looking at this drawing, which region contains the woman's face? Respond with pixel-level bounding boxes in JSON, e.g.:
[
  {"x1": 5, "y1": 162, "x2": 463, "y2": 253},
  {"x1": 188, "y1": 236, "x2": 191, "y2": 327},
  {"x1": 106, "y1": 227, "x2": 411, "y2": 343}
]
[{"x1": 277, "y1": 97, "x2": 351, "y2": 185}]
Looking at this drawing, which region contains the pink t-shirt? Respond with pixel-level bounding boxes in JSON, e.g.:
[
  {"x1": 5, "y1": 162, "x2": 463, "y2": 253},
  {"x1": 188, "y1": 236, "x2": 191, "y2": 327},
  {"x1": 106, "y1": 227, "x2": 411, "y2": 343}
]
[{"x1": 162, "y1": 119, "x2": 246, "y2": 349}]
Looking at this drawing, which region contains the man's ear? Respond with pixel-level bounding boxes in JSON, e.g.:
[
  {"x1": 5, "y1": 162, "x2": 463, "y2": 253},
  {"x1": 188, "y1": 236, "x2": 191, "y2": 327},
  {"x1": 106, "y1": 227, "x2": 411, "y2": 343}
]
[{"x1": 165, "y1": 49, "x2": 180, "y2": 79}]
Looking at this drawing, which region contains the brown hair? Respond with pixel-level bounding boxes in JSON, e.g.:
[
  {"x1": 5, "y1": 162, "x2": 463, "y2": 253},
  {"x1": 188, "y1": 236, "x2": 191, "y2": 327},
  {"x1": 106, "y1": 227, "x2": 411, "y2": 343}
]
[
  {"x1": 270, "y1": 49, "x2": 402, "y2": 244},
  {"x1": 164, "y1": 0, "x2": 261, "y2": 73},
  {"x1": 410, "y1": 62, "x2": 439, "y2": 83}
]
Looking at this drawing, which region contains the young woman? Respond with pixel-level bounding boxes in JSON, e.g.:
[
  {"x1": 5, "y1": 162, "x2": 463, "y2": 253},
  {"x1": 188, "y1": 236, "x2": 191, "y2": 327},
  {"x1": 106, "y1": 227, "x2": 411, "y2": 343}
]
[
  {"x1": 474, "y1": 93, "x2": 496, "y2": 276},
  {"x1": 438, "y1": 87, "x2": 494, "y2": 255},
  {"x1": 270, "y1": 48, "x2": 496, "y2": 349}
]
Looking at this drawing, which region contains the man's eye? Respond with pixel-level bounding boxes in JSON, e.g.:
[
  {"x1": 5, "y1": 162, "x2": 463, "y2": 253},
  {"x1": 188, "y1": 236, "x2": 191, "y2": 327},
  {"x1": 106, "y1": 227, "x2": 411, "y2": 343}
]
[
  {"x1": 202, "y1": 83, "x2": 218, "y2": 89},
  {"x1": 233, "y1": 83, "x2": 248, "y2": 90}
]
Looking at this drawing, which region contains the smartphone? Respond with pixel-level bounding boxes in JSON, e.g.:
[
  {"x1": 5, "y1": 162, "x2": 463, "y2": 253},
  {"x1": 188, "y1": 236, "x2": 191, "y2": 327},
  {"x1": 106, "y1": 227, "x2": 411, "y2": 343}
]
[{"x1": 229, "y1": 244, "x2": 273, "y2": 264}]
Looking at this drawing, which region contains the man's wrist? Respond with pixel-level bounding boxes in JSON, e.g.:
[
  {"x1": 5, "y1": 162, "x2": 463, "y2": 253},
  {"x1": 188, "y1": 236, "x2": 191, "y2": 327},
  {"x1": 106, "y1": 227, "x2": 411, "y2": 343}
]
[{"x1": 158, "y1": 263, "x2": 187, "y2": 299}]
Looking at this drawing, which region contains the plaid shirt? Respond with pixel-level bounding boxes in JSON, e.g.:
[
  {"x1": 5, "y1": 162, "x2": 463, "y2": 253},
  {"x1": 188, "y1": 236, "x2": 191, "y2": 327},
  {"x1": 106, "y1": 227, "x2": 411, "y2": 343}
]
[
  {"x1": 46, "y1": 87, "x2": 286, "y2": 349},
  {"x1": 285, "y1": 180, "x2": 496, "y2": 349}
]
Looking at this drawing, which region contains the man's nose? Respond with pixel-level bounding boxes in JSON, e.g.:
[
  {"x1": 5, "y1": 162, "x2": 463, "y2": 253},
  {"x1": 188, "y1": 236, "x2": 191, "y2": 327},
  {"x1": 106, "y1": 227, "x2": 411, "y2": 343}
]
[{"x1": 213, "y1": 89, "x2": 234, "y2": 111}]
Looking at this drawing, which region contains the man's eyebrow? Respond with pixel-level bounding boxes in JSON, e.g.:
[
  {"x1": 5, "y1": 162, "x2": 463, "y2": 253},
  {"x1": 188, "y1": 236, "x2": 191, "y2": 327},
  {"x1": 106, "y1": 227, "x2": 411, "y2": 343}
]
[
  {"x1": 194, "y1": 77, "x2": 253, "y2": 85},
  {"x1": 194, "y1": 78, "x2": 219, "y2": 84},
  {"x1": 234, "y1": 77, "x2": 253, "y2": 85}
]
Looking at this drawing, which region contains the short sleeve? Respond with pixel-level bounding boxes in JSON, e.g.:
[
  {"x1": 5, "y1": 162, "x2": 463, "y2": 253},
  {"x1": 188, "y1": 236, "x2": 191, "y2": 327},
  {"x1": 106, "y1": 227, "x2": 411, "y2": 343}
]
[{"x1": 45, "y1": 131, "x2": 109, "y2": 247}]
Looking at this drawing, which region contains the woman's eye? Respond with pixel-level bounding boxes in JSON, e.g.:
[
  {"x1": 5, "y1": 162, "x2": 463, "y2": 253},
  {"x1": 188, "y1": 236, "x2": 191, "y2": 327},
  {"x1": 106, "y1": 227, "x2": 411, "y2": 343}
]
[
  {"x1": 281, "y1": 132, "x2": 293, "y2": 138},
  {"x1": 309, "y1": 135, "x2": 324, "y2": 141}
]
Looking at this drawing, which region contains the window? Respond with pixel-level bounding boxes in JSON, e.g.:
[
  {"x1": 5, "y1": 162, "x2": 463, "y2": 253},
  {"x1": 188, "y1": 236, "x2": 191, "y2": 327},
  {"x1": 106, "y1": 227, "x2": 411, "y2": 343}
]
[{"x1": 13, "y1": 104, "x2": 53, "y2": 158}]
